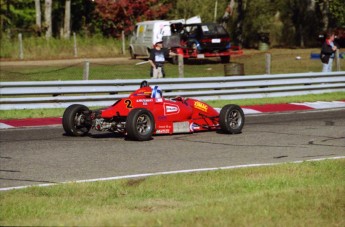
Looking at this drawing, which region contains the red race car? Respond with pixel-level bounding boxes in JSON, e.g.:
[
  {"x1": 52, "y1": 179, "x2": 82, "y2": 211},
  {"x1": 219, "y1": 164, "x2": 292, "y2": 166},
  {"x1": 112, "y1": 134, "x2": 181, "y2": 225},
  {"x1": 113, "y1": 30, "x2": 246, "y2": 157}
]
[{"x1": 62, "y1": 81, "x2": 245, "y2": 141}]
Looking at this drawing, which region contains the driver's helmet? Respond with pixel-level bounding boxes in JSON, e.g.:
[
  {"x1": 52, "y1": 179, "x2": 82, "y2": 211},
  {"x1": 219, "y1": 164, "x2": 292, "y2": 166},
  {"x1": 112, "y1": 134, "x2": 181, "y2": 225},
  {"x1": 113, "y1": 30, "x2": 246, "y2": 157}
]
[{"x1": 151, "y1": 85, "x2": 163, "y2": 98}]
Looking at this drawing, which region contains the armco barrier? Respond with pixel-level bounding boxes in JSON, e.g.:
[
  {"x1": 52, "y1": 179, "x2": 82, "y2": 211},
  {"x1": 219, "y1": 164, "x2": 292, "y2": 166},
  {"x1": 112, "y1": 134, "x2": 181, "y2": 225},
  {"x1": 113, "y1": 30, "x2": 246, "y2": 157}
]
[{"x1": 0, "y1": 72, "x2": 345, "y2": 110}]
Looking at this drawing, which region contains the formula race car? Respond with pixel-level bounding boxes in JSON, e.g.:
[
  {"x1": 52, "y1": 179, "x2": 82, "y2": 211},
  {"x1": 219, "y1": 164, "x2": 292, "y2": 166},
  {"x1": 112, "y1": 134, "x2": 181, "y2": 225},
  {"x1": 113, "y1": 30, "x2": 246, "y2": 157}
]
[{"x1": 62, "y1": 81, "x2": 245, "y2": 141}]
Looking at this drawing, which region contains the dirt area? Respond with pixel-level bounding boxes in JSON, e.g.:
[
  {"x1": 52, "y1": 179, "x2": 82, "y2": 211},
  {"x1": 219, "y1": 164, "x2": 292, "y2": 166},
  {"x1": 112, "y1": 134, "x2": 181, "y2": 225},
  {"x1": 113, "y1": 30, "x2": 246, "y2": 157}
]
[{"x1": 0, "y1": 57, "x2": 142, "y2": 67}]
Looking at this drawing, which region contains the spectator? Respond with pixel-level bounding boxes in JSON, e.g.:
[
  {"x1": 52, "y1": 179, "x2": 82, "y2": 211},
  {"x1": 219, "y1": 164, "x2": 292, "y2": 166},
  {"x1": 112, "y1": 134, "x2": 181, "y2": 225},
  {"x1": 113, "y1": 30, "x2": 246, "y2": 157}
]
[
  {"x1": 320, "y1": 30, "x2": 338, "y2": 72},
  {"x1": 148, "y1": 39, "x2": 176, "y2": 78}
]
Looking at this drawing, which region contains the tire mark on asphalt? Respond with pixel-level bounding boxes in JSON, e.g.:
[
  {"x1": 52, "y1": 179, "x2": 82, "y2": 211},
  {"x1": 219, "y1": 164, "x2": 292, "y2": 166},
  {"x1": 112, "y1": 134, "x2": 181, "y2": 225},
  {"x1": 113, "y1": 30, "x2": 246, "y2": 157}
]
[
  {"x1": 0, "y1": 177, "x2": 57, "y2": 184},
  {"x1": 173, "y1": 134, "x2": 307, "y2": 148}
]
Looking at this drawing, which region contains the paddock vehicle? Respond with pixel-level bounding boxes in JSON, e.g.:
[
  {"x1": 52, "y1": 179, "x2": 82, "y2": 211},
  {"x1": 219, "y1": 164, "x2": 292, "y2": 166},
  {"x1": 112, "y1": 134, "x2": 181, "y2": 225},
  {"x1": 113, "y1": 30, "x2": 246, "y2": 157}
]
[
  {"x1": 62, "y1": 81, "x2": 245, "y2": 141},
  {"x1": 170, "y1": 22, "x2": 234, "y2": 63}
]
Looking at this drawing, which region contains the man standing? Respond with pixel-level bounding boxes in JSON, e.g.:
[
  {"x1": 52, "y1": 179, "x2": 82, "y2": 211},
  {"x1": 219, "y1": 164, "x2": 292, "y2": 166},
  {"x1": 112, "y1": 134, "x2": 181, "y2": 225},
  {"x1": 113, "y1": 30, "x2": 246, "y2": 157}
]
[
  {"x1": 320, "y1": 31, "x2": 338, "y2": 72},
  {"x1": 148, "y1": 39, "x2": 176, "y2": 78}
]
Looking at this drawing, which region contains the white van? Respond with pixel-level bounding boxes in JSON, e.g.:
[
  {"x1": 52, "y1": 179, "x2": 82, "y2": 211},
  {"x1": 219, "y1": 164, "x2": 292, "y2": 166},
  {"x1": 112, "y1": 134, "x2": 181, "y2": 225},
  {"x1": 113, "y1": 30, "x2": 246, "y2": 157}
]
[
  {"x1": 129, "y1": 20, "x2": 171, "y2": 59},
  {"x1": 129, "y1": 16, "x2": 201, "y2": 59}
]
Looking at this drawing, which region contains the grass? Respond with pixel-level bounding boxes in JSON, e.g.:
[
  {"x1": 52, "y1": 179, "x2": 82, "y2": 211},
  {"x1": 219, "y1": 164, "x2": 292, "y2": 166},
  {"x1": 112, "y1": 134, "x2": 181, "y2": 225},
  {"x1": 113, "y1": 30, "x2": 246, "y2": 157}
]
[
  {"x1": 0, "y1": 34, "x2": 124, "y2": 60},
  {"x1": 0, "y1": 92, "x2": 344, "y2": 120},
  {"x1": 0, "y1": 159, "x2": 344, "y2": 226}
]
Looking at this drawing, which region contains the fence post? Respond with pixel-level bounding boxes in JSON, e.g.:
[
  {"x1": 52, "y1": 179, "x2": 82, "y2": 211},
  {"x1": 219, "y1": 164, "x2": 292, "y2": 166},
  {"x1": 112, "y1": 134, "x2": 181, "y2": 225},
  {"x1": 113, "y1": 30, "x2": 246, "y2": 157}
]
[
  {"x1": 83, "y1": 61, "x2": 89, "y2": 80},
  {"x1": 18, "y1": 33, "x2": 24, "y2": 60},
  {"x1": 265, "y1": 53, "x2": 271, "y2": 74},
  {"x1": 73, "y1": 32, "x2": 78, "y2": 58},
  {"x1": 178, "y1": 55, "x2": 184, "y2": 78},
  {"x1": 335, "y1": 49, "x2": 340, "y2": 71},
  {"x1": 122, "y1": 31, "x2": 126, "y2": 55}
]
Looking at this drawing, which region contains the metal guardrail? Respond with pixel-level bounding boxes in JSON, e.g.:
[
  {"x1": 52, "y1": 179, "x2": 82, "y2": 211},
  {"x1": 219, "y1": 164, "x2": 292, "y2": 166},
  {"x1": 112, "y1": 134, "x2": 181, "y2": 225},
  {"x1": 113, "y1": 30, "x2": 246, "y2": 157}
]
[{"x1": 1, "y1": 72, "x2": 345, "y2": 110}]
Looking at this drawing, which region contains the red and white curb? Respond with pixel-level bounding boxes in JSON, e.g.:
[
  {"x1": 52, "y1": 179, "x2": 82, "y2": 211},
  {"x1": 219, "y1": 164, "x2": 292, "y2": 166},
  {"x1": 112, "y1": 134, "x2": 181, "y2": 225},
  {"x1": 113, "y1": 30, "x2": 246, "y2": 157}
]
[
  {"x1": 0, "y1": 101, "x2": 344, "y2": 129},
  {"x1": 0, "y1": 117, "x2": 62, "y2": 129}
]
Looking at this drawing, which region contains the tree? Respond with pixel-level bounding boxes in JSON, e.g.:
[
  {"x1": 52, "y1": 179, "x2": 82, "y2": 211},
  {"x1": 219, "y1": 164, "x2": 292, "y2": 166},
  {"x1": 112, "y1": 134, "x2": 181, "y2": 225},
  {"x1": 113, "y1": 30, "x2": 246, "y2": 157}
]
[
  {"x1": 63, "y1": 0, "x2": 70, "y2": 38},
  {"x1": 44, "y1": 0, "x2": 52, "y2": 38},
  {"x1": 34, "y1": 0, "x2": 41, "y2": 35},
  {"x1": 169, "y1": 0, "x2": 230, "y2": 23},
  {"x1": 327, "y1": 0, "x2": 345, "y2": 27},
  {"x1": 0, "y1": 0, "x2": 11, "y2": 32},
  {"x1": 0, "y1": 0, "x2": 36, "y2": 34},
  {"x1": 94, "y1": 0, "x2": 172, "y2": 37}
]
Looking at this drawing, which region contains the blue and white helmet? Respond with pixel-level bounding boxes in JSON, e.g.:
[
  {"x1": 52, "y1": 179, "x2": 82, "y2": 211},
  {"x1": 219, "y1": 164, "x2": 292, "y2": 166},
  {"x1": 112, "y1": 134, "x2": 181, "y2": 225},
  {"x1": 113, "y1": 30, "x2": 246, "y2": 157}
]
[{"x1": 151, "y1": 85, "x2": 163, "y2": 98}]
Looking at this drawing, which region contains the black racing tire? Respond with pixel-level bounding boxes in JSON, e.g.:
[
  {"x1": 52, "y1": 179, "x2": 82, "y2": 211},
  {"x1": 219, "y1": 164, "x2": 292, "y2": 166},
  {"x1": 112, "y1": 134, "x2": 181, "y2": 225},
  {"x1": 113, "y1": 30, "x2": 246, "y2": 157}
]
[
  {"x1": 130, "y1": 47, "x2": 136, "y2": 59},
  {"x1": 220, "y1": 56, "x2": 230, "y2": 63},
  {"x1": 63, "y1": 104, "x2": 91, "y2": 136},
  {"x1": 219, "y1": 104, "x2": 245, "y2": 134},
  {"x1": 126, "y1": 108, "x2": 155, "y2": 141}
]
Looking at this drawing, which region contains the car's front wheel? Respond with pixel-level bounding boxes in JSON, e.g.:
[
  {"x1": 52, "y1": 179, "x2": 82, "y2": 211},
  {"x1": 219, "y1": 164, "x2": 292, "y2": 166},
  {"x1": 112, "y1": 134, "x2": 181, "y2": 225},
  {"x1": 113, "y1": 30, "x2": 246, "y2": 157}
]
[
  {"x1": 219, "y1": 104, "x2": 244, "y2": 134},
  {"x1": 126, "y1": 108, "x2": 155, "y2": 141},
  {"x1": 63, "y1": 104, "x2": 91, "y2": 136}
]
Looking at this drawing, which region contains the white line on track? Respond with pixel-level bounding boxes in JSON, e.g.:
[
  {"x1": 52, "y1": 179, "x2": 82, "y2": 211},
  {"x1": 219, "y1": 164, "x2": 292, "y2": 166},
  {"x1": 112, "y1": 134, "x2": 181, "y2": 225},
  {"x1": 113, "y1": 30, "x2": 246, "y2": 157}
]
[{"x1": 1, "y1": 156, "x2": 344, "y2": 192}]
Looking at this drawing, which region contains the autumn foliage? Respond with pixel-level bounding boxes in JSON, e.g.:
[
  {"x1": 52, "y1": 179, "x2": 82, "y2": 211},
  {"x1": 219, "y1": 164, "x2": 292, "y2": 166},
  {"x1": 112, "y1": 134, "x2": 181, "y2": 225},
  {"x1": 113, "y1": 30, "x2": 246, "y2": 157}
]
[{"x1": 94, "y1": 0, "x2": 172, "y2": 37}]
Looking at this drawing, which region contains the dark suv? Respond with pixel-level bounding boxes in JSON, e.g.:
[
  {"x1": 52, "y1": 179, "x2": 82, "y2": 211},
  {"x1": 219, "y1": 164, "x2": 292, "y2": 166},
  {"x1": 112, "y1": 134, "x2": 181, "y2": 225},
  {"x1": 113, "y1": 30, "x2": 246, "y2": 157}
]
[{"x1": 170, "y1": 22, "x2": 232, "y2": 63}]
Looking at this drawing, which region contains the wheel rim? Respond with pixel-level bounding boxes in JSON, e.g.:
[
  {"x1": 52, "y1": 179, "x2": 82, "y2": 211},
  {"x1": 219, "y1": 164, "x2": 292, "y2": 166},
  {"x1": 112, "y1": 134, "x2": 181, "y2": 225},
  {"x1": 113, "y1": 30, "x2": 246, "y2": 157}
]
[
  {"x1": 136, "y1": 114, "x2": 152, "y2": 135},
  {"x1": 74, "y1": 111, "x2": 89, "y2": 132},
  {"x1": 228, "y1": 109, "x2": 242, "y2": 129}
]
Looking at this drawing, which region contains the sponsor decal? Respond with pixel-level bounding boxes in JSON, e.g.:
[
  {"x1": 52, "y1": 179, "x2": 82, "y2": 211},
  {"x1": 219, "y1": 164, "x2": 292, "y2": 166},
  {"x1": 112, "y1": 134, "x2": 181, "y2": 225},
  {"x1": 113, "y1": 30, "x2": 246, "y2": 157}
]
[
  {"x1": 190, "y1": 123, "x2": 200, "y2": 131},
  {"x1": 156, "y1": 129, "x2": 170, "y2": 134},
  {"x1": 194, "y1": 101, "x2": 208, "y2": 112},
  {"x1": 173, "y1": 121, "x2": 190, "y2": 133},
  {"x1": 164, "y1": 104, "x2": 180, "y2": 115},
  {"x1": 157, "y1": 124, "x2": 172, "y2": 129},
  {"x1": 136, "y1": 99, "x2": 153, "y2": 103}
]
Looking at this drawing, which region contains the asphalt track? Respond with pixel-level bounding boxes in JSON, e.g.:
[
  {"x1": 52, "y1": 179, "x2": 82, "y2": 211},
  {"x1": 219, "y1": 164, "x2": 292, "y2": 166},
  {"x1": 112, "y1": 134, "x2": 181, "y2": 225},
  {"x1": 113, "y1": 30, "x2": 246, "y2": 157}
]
[{"x1": 1, "y1": 108, "x2": 344, "y2": 190}]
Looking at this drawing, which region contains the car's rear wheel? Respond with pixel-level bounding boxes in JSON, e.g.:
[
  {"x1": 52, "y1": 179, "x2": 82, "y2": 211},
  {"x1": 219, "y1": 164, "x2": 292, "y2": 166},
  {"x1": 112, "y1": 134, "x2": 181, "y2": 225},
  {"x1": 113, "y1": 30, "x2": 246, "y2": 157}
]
[
  {"x1": 126, "y1": 108, "x2": 155, "y2": 141},
  {"x1": 63, "y1": 104, "x2": 91, "y2": 136},
  {"x1": 219, "y1": 104, "x2": 244, "y2": 134}
]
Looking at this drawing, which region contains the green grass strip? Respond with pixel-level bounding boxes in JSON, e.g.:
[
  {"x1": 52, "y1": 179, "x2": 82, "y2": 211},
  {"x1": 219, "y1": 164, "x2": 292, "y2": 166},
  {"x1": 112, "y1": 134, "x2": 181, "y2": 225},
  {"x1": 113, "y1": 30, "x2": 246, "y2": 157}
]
[{"x1": 0, "y1": 159, "x2": 344, "y2": 226}]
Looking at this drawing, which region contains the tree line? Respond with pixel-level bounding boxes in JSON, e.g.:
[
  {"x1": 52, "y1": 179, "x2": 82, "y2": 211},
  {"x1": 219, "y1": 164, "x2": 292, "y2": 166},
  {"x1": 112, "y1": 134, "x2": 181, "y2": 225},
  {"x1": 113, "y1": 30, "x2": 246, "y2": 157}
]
[{"x1": 1, "y1": 0, "x2": 344, "y2": 48}]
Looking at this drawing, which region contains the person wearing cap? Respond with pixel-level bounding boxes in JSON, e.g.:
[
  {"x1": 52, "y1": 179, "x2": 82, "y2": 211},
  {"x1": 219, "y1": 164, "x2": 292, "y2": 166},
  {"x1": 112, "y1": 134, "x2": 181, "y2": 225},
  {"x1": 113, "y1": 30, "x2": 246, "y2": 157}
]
[{"x1": 148, "y1": 39, "x2": 176, "y2": 78}]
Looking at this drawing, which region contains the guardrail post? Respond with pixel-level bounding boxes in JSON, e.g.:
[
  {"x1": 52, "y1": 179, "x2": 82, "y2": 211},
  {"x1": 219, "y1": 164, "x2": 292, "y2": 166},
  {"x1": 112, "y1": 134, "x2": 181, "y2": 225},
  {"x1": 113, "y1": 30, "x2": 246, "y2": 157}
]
[
  {"x1": 178, "y1": 55, "x2": 184, "y2": 78},
  {"x1": 18, "y1": 33, "x2": 24, "y2": 60},
  {"x1": 83, "y1": 61, "x2": 89, "y2": 80},
  {"x1": 335, "y1": 49, "x2": 340, "y2": 71},
  {"x1": 265, "y1": 53, "x2": 271, "y2": 74}
]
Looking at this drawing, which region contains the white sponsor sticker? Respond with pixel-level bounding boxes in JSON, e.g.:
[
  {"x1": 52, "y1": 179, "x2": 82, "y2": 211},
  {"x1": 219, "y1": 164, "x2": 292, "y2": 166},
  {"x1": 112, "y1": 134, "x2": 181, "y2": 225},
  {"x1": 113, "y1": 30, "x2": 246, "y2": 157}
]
[{"x1": 165, "y1": 104, "x2": 180, "y2": 115}]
